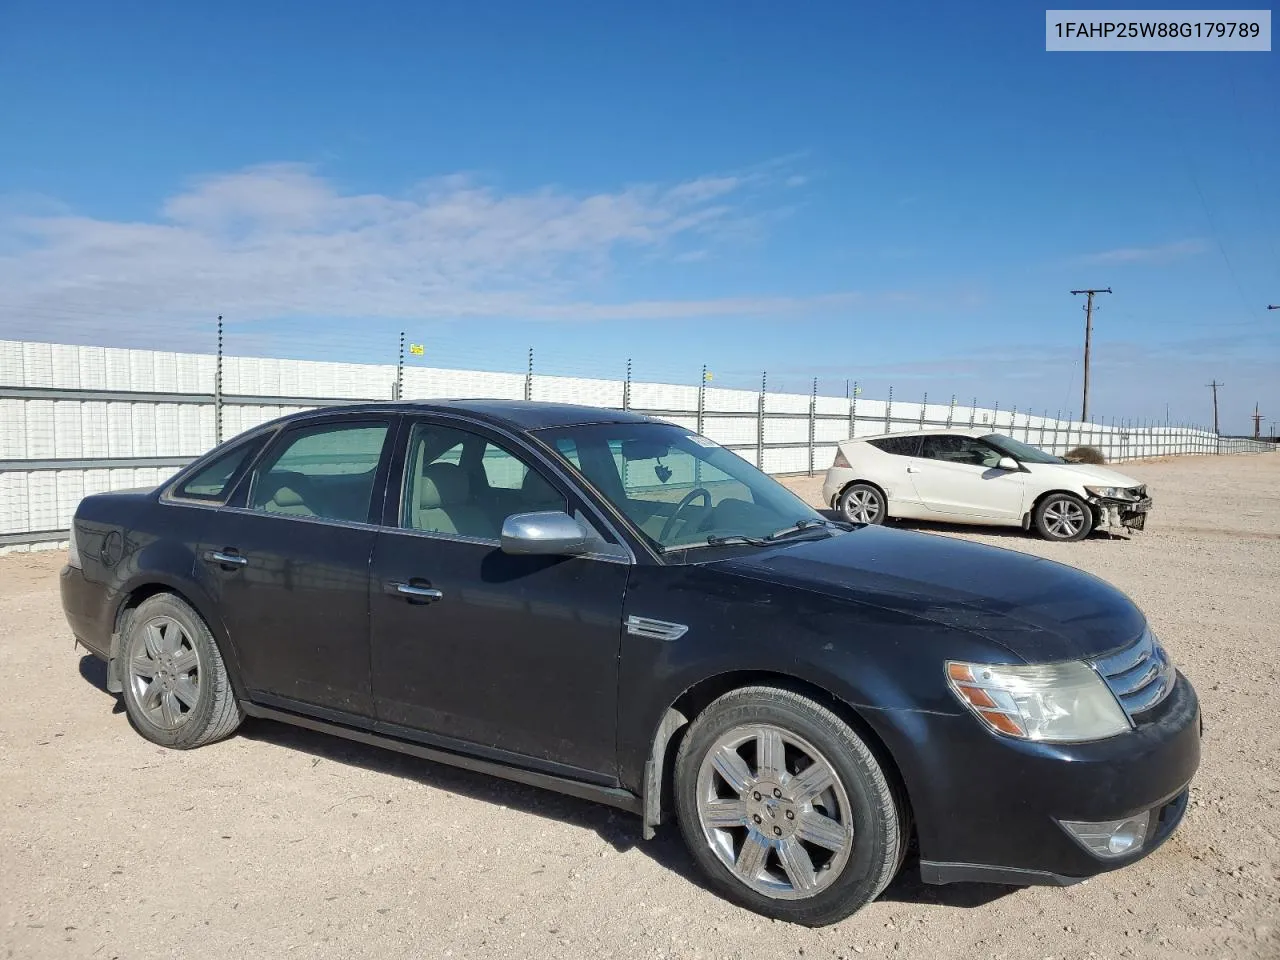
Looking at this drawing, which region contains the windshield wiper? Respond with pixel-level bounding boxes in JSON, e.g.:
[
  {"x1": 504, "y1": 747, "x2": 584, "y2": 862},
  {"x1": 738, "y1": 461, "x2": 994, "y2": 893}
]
[{"x1": 765, "y1": 518, "x2": 840, "y2": 541}]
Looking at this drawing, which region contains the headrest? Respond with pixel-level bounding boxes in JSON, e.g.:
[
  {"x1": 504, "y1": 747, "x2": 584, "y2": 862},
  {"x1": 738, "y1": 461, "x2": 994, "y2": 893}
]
[
  {"x1": 419, "y1": 463, "x2": 469, "y2": 508},
  {"x1": 272, "y1": 486, "x2": 305, "y2": 507}
]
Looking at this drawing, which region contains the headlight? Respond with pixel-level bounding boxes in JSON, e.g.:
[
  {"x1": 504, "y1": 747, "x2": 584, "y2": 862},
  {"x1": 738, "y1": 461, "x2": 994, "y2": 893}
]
[
  {"x1": 1085, "y1": 485, "x2": 1135, "y2": 500},
  {"x1": 946, "y1": 660, "x2": 1131, "y2": 742}
]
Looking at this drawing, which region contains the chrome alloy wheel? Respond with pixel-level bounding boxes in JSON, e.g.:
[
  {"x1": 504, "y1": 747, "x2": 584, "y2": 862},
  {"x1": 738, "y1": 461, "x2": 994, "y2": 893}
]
[
  {"x1": 842, "y1": 488, "x2": 881, "y2": 524},
  {"x1": 695, "y1": 724, "x2": 854, "y2": 900},
  {"x1": 1043, "y1": 498, "x2": 1088, "y2": 538},
  {"x1": 128, "y1": 616, "x2": 201, "y2": 730}
]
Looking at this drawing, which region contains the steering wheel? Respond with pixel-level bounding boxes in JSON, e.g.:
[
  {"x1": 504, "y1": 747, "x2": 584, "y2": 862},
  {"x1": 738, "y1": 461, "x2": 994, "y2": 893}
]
[{"x1": 659, "y1": 487, "x2": 712, "y2": 544}]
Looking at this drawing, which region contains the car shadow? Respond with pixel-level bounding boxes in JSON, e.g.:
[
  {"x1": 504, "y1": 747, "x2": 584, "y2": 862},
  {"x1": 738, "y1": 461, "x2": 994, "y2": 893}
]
[
  {"x1": 77, "y1": 653, "x2": 1020, "y2": 912},
  {"x1": 78, "y1": 653, "x2": 125, "y2": 713},
  {"x1": 817, "y1": 509, "x2": 1122, "y2": 543}
]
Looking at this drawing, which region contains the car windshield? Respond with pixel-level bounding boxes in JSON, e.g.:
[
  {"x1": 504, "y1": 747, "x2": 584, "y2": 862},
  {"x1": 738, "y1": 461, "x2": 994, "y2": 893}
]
[
  {"x1": 535, "y1": 421, "x2": 830, "y2": 553},
  {"x1": 982, "y1": 434, "x2": 1065, "y2": 465}
]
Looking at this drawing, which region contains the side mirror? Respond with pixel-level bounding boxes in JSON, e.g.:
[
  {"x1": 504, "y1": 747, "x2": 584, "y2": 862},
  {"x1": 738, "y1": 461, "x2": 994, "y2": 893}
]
[
  {"x1": 500, "y1": 511, "x2": 591, "y2": 556},
  {"x1": 996, "y1": 456, "x2": 1020, "y2": 471}
]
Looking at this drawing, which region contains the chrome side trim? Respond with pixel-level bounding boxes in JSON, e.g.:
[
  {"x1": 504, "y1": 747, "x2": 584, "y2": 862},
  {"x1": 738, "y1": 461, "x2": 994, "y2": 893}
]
[{"x1": 625, "y1": 616, "x2": 689, "y2": 642}]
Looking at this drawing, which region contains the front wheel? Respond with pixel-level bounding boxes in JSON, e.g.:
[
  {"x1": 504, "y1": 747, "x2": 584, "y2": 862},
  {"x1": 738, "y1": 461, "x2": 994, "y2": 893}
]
[
  {"x1": 673, "y1": 686, "x2": 904, "y2": 926},
  {"x1": 1033, "y1": 492, "x2": 1094, "y2": 542}
]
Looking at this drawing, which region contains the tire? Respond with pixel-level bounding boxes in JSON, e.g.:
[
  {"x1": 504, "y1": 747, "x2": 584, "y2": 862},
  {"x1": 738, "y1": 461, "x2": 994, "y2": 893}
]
[
  {"x1": 673, "y1": 686, "x2": 904, "y2": 926},
  {"x1": 1033, "y1": 492, "x2": 1094, "y2": 542},
  {"x1": 118, "y1": 593, "x2": 243, "y2": 749},
  {"x1": 838, "y1": 483, "x2": 887, "y2": 525}
]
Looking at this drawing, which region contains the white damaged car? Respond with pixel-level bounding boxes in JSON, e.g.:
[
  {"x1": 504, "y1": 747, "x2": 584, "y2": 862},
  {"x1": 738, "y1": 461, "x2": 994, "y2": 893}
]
[{"x1": 821, "y1": 429, "x2": 1152, "y2": 542}]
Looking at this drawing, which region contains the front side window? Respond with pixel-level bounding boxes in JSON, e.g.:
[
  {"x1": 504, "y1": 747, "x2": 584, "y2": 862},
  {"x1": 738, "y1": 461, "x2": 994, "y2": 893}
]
[
  {"x1": 248, "y1": 421, "x2": 389, "y2": 522},
  {"x1": 536, "y1": 422, "x2": 825, "y2": 553},
  {"x1": 920, "y1": 434, "x2": 1002, "y2": 469},
  {"x1": 982, "y1": 434, "x2": 1065, "y2": 465},
  {"x1": 402, "y1": 422, "x2": 565, "y2": 540},
  {"x1": 173, "y1": 436, "x2": 265, "y2": 502}
]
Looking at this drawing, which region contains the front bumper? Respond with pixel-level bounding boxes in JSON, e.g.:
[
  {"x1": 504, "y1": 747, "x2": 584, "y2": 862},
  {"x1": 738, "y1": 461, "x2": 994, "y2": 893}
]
[
  {"x1": 875, "y1": 671, "x2": 1200, "y2": 886},
  {"x1": 1090, "y1": 495, "x2": 1153, "y2": 533}
]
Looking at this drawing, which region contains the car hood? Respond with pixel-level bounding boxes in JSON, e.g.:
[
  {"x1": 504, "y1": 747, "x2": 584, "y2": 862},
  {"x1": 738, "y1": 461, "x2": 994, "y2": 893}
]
[
  {"x1": 1030, "y1": 463, "x2": 1144, "y2": 488},
  {"x1": 718, "y1": 526, "x2": 1146, "y2": 662}
]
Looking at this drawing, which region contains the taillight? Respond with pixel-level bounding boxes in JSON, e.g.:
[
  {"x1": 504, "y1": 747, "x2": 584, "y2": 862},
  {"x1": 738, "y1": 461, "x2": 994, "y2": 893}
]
[{"x1": 832, "y1": 448, "x2": 851, "y2": 469}]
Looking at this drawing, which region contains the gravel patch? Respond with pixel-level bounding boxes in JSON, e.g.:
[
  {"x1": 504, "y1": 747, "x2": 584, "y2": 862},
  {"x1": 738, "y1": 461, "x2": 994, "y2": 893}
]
[{"x1": 1, "y1": 453, "x2": 1276, "y2": 959}]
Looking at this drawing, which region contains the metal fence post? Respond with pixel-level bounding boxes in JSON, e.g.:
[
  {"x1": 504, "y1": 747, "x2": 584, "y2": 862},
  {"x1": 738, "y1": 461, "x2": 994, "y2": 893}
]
[
  {"x1": 808, "y1": 378, "x2": 818, "y2": 476},
  {"x1": 697, "y1": 364, "x2": 707, "y2": 436},
  {"x1": 970, "y1": 398, "x2": 977, "y2": 430},
  {"x1": 757, "y1": 372, "x2": 767, "y2": 469},
  {"x1": 849, "y1": 381, "x2": 858, "y2": 439},
  {"x1": 524, "y1": 348, "x2": 533, "y2": 401},
  {"x1": 395, "y1": 331, "x2": 404, "y2": 401},
  {"x1": 885, "y1": 385, "x2": 893, "y2": 433},
  {"x1": 919, "y1": 392, "x2": 928, "y2": 429},
  {"x1": 947, "y1": 395, "x2": 956, "y2": 429},
  {"x1": 992, "y1": 400, "x2": 1000, "y2": 433},
  {"x1": 623, "y1": 358, "x2": 631, "y2": 410},
  {"x1": 214, "y1": 315, "x2": 224, "y2": 444}
]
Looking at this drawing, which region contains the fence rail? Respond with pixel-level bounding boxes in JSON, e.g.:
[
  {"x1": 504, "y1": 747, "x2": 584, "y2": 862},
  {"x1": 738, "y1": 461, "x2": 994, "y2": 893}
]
[{"x1": 1, "y1": 338, "x2": 1272, "y2": 549}]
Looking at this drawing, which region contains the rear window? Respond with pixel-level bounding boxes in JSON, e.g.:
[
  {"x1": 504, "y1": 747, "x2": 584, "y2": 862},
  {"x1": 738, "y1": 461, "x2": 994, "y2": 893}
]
[{"x1": 868, "y1": 436, "x2": 921, "y2": 457}]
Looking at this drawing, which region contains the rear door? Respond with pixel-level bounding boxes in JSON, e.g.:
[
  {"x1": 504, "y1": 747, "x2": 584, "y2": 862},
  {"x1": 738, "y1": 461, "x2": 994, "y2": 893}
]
[
  {"x1": 907, "y1": 434, "x2": 1026, "y2": 520},
  {"x1": 192, "y1": 415, "x2": 396, "y2": 718}
]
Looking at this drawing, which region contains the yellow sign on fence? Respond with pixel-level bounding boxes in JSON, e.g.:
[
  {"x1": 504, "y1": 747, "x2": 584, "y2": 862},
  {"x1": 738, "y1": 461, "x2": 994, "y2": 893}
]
[{"x1": 408, "y1": 343, "x2": 425, "y2": 356}]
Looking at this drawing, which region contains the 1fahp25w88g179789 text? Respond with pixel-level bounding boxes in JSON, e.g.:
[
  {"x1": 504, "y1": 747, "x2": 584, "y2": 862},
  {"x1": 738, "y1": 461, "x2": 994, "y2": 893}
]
[{"x1": 1045, "y1": 9, "x2": 1272, "y2": 50}]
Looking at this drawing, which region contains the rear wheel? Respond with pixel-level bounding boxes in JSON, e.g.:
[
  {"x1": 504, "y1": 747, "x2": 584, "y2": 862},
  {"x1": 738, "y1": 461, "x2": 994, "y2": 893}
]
[
  {"x1": 119, "y1": 594, "x2": 243, "y2": 749},
  {"x1": 1033, "y1": 492, "x2": 1094, "y2": 542},
  {"x1": 673, "y1": 686, "x2": 903, "y2": 926},
  {"x1": 838, "y1": 483, "x2": 887, "y2": 525}
]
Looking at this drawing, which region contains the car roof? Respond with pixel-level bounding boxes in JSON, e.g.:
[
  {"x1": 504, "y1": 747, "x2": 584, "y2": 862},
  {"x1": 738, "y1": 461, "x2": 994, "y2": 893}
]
[
  {"x1": 844, "y1": 427, "x2": 993, "y2": 443},
  {"x1": 282, "y1": 399, "x2": 662, "y2": 433}
]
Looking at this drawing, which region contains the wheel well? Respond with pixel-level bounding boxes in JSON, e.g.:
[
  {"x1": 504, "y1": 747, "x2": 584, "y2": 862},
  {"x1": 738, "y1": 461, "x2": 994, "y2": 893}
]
[
  {"x1": 834, "y1": 478, "x2": 887, "y2": 510},
  {"x1": 652, "y1": 670, "x2": 915, "y2": 845},
  {"x1": 1030, "y1": 488, "x2": 1096, "y2": 519}
]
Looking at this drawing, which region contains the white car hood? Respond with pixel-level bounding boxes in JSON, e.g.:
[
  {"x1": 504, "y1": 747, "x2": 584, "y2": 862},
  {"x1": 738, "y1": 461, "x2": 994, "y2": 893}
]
[{"x1": 1031, "y1": 463, "x2": 1144, "y2": 488}]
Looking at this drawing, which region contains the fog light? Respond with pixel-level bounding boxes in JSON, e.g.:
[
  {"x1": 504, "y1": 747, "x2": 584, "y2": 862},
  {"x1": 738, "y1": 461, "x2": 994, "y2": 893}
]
[{"x1": 1058, "y1": 811, "x2": 1151, "y2": 859}]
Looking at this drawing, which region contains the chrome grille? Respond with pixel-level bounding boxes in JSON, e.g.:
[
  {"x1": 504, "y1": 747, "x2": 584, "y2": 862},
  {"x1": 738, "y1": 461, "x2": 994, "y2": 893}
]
[{"x1": 1091, "y1": 630, "x2": 1176, "y2": 718}]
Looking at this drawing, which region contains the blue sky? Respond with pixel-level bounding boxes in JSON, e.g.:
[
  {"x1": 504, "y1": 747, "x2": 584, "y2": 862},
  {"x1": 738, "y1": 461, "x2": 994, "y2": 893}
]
[{"x1": 1, "y1": 1, "x2": 1276, "y2": 432}]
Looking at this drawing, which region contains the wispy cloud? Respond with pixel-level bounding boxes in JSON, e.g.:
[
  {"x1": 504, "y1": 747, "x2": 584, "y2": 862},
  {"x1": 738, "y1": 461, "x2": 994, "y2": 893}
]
[
  {"x1": 0, "y1": 161, "x2": 865, "y2": 337},
  {"x1": 1074, "y1": 238, "x2": 1207, "y2": 266}
]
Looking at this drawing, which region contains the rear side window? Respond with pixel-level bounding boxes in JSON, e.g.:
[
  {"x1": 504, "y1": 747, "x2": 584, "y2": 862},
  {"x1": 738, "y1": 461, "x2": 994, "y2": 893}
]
[
  {"x1": 868, "y1": 436, "x2": 921, "y2": 457},
  {"x1": 248, "y1": 421, "x2": 390, "y2": 523},
  {"x1": 174, "y1": 437, "x2": 265, "y2": 502}
]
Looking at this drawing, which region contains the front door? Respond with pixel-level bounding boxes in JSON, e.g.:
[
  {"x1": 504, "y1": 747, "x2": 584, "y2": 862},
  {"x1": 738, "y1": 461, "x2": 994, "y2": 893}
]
[
  {"x1": 908, "y1": 434, "x2": 1026, "y2": 520},
  {"x1": 368, "y1": 418, "x2": 629, "y2": 781},
  {"x1": 193, "y1": 416, "x2": 395, "y2": 718}
]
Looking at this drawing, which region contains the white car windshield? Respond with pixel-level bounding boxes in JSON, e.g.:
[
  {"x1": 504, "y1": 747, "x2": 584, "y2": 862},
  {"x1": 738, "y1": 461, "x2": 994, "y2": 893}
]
[
  {"x1": 535, "y1": 422, "x2": 831, "y2": 552},
  {"x1": 982, "y1": 434, "x2": 1066, "y2": 465}
]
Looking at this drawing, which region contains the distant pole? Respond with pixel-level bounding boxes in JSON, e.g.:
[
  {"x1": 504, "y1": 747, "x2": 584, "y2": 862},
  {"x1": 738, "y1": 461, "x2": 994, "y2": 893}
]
[
  {"x1": 757, "y1": 372, "x2": 767, "y2": 469},
  {"x1": 1070, "y1": 287, "x2": 1111, "y2": 420},
  {"x1": 396, "y1": 331, "x2": 405, "y2": 400},
  {"x1": 1206, "y1": 380, "x2": 1223, "y2": 436},
  {"x1": 808, "y1": 377, "x2": 818, "y2": 476},
  {"x1": 1252, "y1": 402, "x2": 1263, "y2": 440},
  {"x1": 524, "y1": 347, "x2": 534, "y2": 402},
  {"x1": 697, "y1": 364, "x2": 707, "y2": 437},
  {"x1": 623, "y1": 358, "x2": 632, "y2": 410},
  {"x1": 214, "y1": 315, "x2": 224, "y2": 444}
]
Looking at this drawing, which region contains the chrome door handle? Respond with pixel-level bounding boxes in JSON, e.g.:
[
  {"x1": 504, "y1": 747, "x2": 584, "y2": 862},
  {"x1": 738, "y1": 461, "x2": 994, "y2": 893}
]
[
  {"x1": 906, "y1": 466, "x2": 920, "y2": 474},
  {"x1": 205, "y1": 550, "x2": 248, "y2": 567},
  {"x1": 387, "y1": 581, "x2": 443, "y2": 602}
]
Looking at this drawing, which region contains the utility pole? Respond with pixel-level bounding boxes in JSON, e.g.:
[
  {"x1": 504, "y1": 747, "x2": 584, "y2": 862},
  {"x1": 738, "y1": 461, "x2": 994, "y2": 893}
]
[
  {"x1": 1206, "y1": 380, "x2": 1223, "y2": 436},
  {"x1": 1070, "y1": 287, "x2": 1111, "y2": 420},
  {"x1": 1252, "y1": 403, "x2": 1263, "y2": 439}
]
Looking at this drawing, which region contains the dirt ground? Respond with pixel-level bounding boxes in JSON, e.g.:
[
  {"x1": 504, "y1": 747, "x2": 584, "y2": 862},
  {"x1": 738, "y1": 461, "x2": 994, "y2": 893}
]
[{"x1": 2, "y1": 453, "x2": 1277, "y2": 960}]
